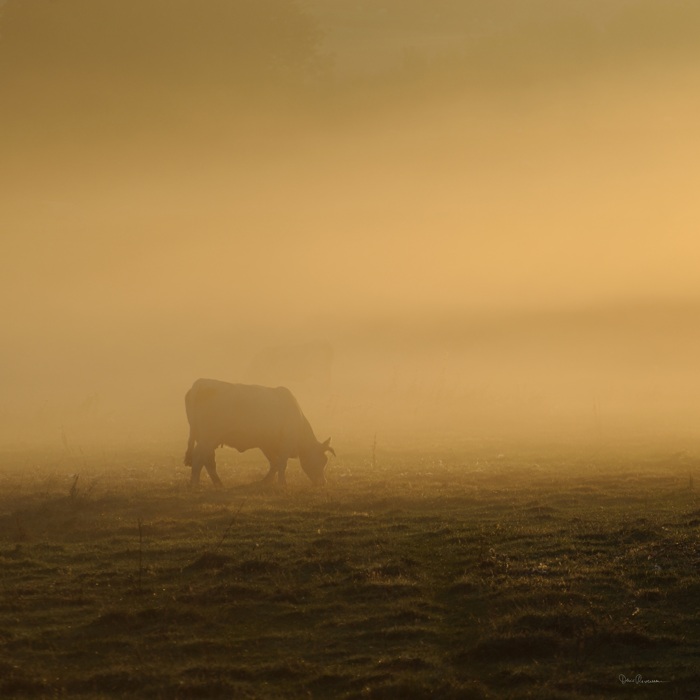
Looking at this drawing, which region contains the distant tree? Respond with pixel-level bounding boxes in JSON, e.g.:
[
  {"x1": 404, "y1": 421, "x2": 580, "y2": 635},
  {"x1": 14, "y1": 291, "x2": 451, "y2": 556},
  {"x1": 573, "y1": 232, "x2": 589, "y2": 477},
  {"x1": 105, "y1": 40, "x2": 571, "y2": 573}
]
[{"x1": 312, "y1": 0, "x2": 700, "y2": 91}]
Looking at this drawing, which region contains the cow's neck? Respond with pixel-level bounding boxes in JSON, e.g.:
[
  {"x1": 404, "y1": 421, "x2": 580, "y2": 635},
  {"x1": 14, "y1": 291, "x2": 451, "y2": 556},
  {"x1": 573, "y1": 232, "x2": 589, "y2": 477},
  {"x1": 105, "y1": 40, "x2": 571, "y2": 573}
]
[{"x1": 297, "y1": 415, "x2": 319, "y2": 457}]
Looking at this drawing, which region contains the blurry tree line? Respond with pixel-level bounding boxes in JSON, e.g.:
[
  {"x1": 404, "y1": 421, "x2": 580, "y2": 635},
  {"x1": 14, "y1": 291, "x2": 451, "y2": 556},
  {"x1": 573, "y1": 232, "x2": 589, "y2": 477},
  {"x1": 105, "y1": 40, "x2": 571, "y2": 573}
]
[
  {"x1": 314, "y1": 0, "x2": 700, "y2": 87},
  {"x1": 0, "y1": 0, "x2": 327, "y2": 143},
  {"x1": 1, "y1": 0, "x2": 699, "y2": 149}
]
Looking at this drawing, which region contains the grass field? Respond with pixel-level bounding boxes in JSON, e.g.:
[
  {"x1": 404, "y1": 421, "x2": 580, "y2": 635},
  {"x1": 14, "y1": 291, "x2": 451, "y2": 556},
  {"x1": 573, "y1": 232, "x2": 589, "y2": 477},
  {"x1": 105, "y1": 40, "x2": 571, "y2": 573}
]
[{"x1": 1, "y1": 442, "x2": 698, "y2": 698}]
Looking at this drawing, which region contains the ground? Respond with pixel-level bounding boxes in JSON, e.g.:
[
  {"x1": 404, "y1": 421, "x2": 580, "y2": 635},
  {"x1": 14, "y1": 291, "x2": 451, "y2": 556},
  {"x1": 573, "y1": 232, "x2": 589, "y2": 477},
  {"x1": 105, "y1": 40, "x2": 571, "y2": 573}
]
[{"x1": 0, "y1": 441, "x2": 698, "y2": 698}]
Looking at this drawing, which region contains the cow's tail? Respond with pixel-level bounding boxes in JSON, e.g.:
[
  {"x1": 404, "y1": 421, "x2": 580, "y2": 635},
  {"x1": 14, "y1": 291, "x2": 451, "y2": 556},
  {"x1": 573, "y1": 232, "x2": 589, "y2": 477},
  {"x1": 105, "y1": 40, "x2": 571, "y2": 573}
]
[
  {"x1": 184, "y1": 386, "x2": 196, "y2": 466},
  {"x1": 184, "y1": 429, "x2": 195, "y2": 467}
]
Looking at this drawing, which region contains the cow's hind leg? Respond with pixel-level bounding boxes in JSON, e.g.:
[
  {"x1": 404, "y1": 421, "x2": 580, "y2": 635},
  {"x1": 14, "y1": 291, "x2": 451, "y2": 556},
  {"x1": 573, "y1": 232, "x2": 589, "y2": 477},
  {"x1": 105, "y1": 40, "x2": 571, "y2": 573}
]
[
  {"x1": 277, "y1": 459, "x2": 288, "y2": 486},
  {"x1": 190, "y1": 443, "x2": 217, "y2": 487},
  {"x1": 204, "y1": 450, "x2": 223, "y2": 488},
  {"x1": 190, "y1": 456, "x2": 204, "y2": 487}
]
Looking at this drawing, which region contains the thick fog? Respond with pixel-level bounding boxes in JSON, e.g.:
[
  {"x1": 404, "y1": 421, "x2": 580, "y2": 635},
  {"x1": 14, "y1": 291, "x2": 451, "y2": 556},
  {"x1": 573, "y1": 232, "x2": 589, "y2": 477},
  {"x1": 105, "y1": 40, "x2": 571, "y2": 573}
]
[{"x1": 2, "y1": 0, "x2": 699, "y2": 449}]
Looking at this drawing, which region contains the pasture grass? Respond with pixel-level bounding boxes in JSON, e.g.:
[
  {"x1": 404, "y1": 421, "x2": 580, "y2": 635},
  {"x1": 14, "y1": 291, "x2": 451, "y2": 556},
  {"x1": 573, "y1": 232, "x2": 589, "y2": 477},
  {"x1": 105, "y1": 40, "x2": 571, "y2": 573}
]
[{"x1": 0, "y1": 442, "x2": 698, "y2": 698}]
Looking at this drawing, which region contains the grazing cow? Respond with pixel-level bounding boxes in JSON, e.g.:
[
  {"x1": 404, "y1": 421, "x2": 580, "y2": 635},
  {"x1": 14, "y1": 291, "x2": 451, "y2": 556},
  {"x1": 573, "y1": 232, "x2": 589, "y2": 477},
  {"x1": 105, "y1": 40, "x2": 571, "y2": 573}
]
[{"x1": 183, "y1": 378, "x2": 334, "y2": 487}]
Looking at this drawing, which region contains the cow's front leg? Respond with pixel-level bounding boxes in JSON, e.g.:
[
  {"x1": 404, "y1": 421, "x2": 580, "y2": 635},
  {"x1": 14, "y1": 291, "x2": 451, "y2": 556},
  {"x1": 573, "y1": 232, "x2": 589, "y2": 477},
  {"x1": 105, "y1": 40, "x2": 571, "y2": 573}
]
[
  {"x1": 261, "y1": 461, "x2": 277, "y2": 486},
  {"x1": 261, "y1": 455, "x2": 286, "y2": 486}
]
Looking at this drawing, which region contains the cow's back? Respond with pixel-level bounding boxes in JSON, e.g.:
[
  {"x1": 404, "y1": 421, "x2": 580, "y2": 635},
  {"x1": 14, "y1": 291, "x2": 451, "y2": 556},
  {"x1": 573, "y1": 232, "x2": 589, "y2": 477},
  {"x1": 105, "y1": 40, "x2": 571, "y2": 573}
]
[{"x1": 186, "y1": 379, "x2": 304, "y2": 454}]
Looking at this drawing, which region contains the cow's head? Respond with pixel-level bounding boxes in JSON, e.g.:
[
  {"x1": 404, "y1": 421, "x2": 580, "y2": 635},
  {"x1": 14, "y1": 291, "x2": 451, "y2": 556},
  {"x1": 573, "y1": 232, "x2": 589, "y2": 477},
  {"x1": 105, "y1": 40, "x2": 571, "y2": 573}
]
[{"x1": 301, "y1": 438, "x2": 335, "y2": 485}]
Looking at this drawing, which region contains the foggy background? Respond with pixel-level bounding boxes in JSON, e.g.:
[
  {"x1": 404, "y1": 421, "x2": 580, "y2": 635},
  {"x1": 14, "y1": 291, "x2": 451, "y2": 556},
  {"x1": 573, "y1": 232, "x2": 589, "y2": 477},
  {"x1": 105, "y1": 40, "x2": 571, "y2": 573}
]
[{"x1": 2, "y1": 0, "x2": 699, "y2": 450}]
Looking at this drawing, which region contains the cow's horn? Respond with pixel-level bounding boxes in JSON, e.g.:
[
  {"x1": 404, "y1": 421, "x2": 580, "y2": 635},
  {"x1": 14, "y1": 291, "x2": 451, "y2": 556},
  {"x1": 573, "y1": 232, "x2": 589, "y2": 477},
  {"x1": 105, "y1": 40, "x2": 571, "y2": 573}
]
[{"x1": 322, "y1": 438, "x2": 336, "y2": 456}]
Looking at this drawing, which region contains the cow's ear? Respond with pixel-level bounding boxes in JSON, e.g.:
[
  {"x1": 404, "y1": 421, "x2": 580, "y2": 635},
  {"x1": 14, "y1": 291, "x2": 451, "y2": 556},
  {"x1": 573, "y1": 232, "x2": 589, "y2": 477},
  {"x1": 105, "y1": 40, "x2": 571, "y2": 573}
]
[{"x1": 322, "y1": 438, "x2": 336, "y2": 456}]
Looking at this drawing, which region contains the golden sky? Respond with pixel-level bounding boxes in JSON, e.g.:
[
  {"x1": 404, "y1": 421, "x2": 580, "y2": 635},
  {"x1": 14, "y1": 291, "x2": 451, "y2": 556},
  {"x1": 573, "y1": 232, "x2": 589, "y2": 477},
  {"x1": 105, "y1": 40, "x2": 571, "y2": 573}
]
[{"x1": 1, "y1": 1, "x2": 699, "y2": 443}]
